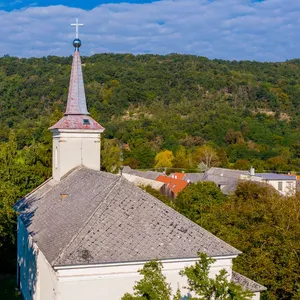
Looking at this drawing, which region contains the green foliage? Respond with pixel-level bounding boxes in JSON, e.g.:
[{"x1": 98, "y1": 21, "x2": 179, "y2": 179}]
[
  {"x1": 142, "y1": 185, "x2": 173, "y2": 207},
  {"x1": 0, "y1": 275, "x2": 21, "y2": 300},
  {"x1": 175, "y1": 182, "x2": 227, "y2": 221},
  {"x1": 121, "y1": 261, "x2": 172, "y2": 300},
  {"x1": 122, "y1": 253, "x2": 253, "y2": 300},
  {"x1": 155, "y1": 150, "x2": 174, "y2": 168},
  {"x1": 101, "y1": 138, "x2": 122, "y2": 173},
  {"x1": 176, "y1": 181, "x2": 300, "y2": 299},
  {"x1": 180, "y1": 253, "x2": 253, "y2": 300}
]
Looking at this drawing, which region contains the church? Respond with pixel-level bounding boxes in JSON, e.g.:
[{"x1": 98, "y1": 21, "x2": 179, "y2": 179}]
[{"x1": 15, "y1": 20, "x2": 265, "y2": 300}]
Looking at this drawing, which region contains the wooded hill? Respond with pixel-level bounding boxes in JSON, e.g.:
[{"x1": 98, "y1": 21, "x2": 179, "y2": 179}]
[
  {"x1": 0, "y1": 54, "x2": 300, "y2": 299},
  {"x1": 0, "y1": 54, "x2": 300, "y2": 173}
]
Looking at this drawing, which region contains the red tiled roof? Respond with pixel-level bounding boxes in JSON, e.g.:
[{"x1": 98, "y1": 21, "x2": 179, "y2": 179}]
[
  {"x1": 171, "y1": 172, "x2": 185, "y2": 180},
  {"x1": 156, "y1": 175, "x2": 188, "y2": 195}
]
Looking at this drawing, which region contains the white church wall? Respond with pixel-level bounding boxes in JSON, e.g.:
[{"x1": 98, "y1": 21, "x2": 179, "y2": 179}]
[
  {"x1": 52, "y1": 130, "x2": 101, "y2": 181},
  {"x1": 17, "y1": 219, "x2": 58, "y2": 300},
  {"x1": 36, "y1": 250, "x2": 58, "y2": 300},
  {"x1": 54, "y1": 256, "x2": 235, "y2": 300}
]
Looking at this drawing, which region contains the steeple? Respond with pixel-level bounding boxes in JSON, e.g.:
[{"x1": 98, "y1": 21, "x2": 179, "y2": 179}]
[
  {"x1": 49, "y1": 19, "x2": 104, "y2": 181},
  {"x1": 65, "y1": 44, "x2": 89, "y2": 115},
  {"x1": 65, "y1": 18, "x2": 88, "y2": 115},
  {"x1": 50, "y1": 19, "x2": 103, "y2": 131}
]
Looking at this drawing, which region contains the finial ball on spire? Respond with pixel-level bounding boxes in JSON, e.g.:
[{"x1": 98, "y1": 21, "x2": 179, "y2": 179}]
[{"x1": 73, "y1": 38, "x2": 82, "y2": 49}]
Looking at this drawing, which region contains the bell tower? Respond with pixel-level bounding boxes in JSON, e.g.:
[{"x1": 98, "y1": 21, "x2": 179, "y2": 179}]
[{"x1": 49, "y1": 19, "x2": 104, "y2": 181}]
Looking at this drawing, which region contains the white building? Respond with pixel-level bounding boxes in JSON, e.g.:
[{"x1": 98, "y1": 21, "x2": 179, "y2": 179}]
[
  {"x1": 203, "y1": 167, "x2": 297, "y2": 196},
  {"x1": 254, "y1": 173, "x2": 297, "y2": 196},
  {"x1": 15, "y1": 22, "x2": 265, "y2": 300}
]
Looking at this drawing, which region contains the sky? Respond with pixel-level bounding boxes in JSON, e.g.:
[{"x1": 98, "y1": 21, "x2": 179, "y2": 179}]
[{"x1": 0, "y1": 0, "x2": 299, "y2": 61}]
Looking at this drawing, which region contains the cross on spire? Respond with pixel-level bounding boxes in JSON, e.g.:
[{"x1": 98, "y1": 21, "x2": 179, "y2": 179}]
[{"x1": 71, "y1": 18, "x2": 84, "y2": 39}]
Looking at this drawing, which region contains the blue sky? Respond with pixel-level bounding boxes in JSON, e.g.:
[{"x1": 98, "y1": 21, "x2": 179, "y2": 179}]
[
  {"x1": 0, "y1": 0, "x2": 155, "y2": 11},
  {"x1": 0, "y1": 0, "x2": 299, "y2": 61}
]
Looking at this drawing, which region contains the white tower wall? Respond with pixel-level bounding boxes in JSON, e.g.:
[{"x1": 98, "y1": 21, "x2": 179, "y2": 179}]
[{"x1": 51, "y1": 129, "x2": 101, "y2": 181}]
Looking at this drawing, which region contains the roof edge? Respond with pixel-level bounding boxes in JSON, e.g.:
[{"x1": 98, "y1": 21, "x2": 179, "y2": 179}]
[
  {"x1": 232, "y1": 271, "x2": 267, "y2": 292},
  {"x1": 53, "y1": 254, "x2": 239, "y2": 269}
]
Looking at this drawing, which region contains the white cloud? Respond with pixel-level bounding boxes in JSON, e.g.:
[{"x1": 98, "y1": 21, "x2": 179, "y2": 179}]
[{"x1": 0, "y1": 0, "x2": 299, "y2": 61}]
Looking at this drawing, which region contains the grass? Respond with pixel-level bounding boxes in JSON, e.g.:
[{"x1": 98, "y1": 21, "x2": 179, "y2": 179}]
[{"x1": 0, "y1": 275, "x2": 21, "y2": 300}]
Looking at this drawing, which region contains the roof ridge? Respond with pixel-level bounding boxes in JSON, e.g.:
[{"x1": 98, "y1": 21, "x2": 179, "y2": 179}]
[
  {"x1": 53, "y1": 175, "x2": 122, "y2": 265},
  {"x1": 209, "y1": 167, "x2": 249, "y2": 173}
]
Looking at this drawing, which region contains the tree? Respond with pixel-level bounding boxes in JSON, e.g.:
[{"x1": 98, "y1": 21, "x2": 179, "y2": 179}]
[
  {"x1": 180, "y1": 253, "x2": 253, "y2": 300},
  {"x1": 121, "y1": 253, "x2": 253, "y2": 300},
  {"x1": 195, "y1": 145, "x2": 219, "y2": 170},
  {"x1": 121, "y1": 260, "x2": 172, "y2": 300},
  {"x1": 172, "y1": 146, "x2": 195, "y2": 169},
  {"x1": 193, "y1": 181, "x2": 300, "y2": 299},
  {"x1": 175, "y1": 182, "x2": 226, "y2": 221},
  {"x1": 154, "y1": 150, "x2": 174, "y2": 169},
  {"x1": 101, "y1": 138, "x2": 122, "y2": 173}
]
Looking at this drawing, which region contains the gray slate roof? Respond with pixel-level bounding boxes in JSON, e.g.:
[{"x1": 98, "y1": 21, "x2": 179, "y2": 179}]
[
  {"x1": 202, "y1": 168, "x2": 248, "y2": 194},
  {"x1": 203, "y1": 167, "x2": 249, "y2": 181},
  {"x1": 123, "y1": 166, "x2": 163, "y2": 180},
  {"x1": 255, "y1": 173, "x2": 296, "y2": 181},
  {"x1": 232, "y1": 271, "x2": 267, "y2": 292},
  {"x1": 183, "y1": 173, "x2": 204, "y2": 183},
  {"x1": 16, "y1": 167, "x2": 240, "y2": 267}
]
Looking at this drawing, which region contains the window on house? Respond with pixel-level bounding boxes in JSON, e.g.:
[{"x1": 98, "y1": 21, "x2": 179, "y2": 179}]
[
  {"x1": 278, "y1": 181, "x2": 283, "y2": 191},
  {"x1": 83, "y1": 119, "x2": 90, "y2": 125}
]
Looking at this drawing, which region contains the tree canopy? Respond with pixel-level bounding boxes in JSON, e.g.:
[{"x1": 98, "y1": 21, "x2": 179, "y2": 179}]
[{"x1": 171, "y1": 181, "x2": 300, "y2": 300}]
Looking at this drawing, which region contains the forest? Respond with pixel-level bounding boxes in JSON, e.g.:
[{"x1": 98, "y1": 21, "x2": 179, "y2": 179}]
[{"x1": 0, "y1": 53, "x2": 300, "y2": 299}]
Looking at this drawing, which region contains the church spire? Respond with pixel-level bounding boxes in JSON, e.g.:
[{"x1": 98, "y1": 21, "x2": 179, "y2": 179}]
[
  {"x1": 65, "y1": 18, "x2": 89, "y2": 115},
  {"x1": 50, "y1": 18, "x2": 103, "y2": 130},
  {"x1": 49, "y1": 19, "x2": 104, "y2": 181}
]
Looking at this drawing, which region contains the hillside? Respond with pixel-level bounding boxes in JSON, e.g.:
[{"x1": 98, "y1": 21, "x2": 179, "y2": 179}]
[{"x1": 0, "y1": 54, "x2": 300, "y2": 173}]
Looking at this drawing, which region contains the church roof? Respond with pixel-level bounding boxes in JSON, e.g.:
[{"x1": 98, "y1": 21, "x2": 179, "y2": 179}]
[
  {"x1": 50, "y1": 43, "x2": 103, "y2": 131},
  {"x1": 49, "y1": 115, "x2": 104, "y2": 130},
  {"x1": 65, "y1": 49, "x2": 89, "y2": 115},
  {"x1": 232, "y1": 271, "x2": 267, "y2": 292},
  {"x1": 15, "y1": 167, "x2": 240, "y2": 267}
]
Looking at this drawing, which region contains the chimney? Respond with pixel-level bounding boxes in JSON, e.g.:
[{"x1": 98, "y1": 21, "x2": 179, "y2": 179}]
[{"x1": 250, "y1": 167, "x2": 255, "y2": 176}]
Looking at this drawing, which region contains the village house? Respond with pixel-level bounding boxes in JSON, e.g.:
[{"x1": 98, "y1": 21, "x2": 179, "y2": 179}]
[{"x1": 202, "y1": 167, "x2": 297, "y2": 196}]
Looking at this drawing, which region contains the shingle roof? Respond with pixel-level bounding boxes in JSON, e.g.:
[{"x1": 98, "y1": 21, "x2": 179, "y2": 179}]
[
  {"x1": 156, "y1": 175, "x2": 188, "y2": 195},
  {"x1": 232, "y1": 271, "x2": 267, "y2": 292},
  {"x1": 123, "y1": 166, "x2": 163, "y2": 180},
  {"x1": 255, "y1": 173, "x2": 297, "y2": 181},
  {"x1": 16, "y1": 167, "x2": 240, "y2": 267},
  {"x1": 49, "y1": 115, "x2": 104, "y2": 130},
  {"x1": 202, "y1": 168, "x2": 249, "y2": 195},
  {"x1": 203, "y1": 168, "x2": 249, "y2": 180},
  {"x1": 183, "y1": 173, "x2": 204, "y2": 183}
]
